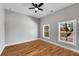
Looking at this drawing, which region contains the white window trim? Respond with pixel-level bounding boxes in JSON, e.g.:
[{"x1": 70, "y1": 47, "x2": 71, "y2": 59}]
[
  {"x1": 58, "y1": 19, "x2": 77, "y2": 46},
  {"x1": 43, "y1": 24, "x2": 50, "y2": 39}
]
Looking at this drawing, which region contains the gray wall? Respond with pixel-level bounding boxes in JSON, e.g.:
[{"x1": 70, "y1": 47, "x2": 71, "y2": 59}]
[
  {"x1": 40, "y1": 4, "x2": 79, "y2": 51},
  {"x1": 5, "y1": 10, "x2": 40, "y2": 45},
  {"x1": 0, "y1": 5, "x2": 5, "y2": 54}
]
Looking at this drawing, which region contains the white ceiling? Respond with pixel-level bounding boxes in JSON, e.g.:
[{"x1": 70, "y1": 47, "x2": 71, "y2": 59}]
[{"x1": 2, "y1": 3, "x2": 73, "y2": 18}]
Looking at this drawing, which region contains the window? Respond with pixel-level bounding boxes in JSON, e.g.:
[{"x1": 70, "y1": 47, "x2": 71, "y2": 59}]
[
  {"x1": 43, "y1": 24, "x2": 50, "y2": 39},
  {"x1": 58, "y1": 20, "x2": 76, "y2": 45}
]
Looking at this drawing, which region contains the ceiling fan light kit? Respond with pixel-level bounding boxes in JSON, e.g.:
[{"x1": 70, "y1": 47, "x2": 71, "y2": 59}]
[{"x1": 35, "y1": 8, "x2": 38, "y2": 11}]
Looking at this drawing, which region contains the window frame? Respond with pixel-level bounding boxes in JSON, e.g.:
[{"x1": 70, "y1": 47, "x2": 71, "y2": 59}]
[{"x1": 43, "y1": 24, "x2": 50, "y2": 39}]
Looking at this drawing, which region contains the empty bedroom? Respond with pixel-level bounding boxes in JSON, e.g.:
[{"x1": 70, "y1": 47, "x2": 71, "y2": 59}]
[{"x1": 0, "y1": 3, "x2": 79, "y2": 56}]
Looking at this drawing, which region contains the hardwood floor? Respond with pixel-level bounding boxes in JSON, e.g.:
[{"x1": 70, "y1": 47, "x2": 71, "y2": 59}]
[{"x1": 1, "y1": 40, "x2": 79, "y2": 56}]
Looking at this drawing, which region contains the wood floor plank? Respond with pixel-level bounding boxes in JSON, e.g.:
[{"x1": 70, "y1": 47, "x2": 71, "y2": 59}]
[{"x1": 1, "y1": 40, "x2": 79, "y2": 56}]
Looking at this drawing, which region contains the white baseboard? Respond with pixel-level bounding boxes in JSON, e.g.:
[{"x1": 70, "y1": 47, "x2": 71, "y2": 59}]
[
  {"x1": 40, "y1": 39, "x2": 79, "y2": 53},
  {"x1": 5, "y1": 39, "x2": 38, "y2": 47},
  {"x1": 0, "y1": 45, "x2": 5, "y2": 55}
]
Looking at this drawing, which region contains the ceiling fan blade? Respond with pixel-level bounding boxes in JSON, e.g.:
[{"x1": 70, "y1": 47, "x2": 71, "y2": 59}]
[
  {"x1": 29, "y1": 7, "x2": 35, "y2": 9},
  {"x1": 32, "y1": 3, "x2": 36, "y2": 7},
  {"x1": 38, "y1": 8, "x2": 43, "y2": 11},
  {"x1": 39, "y1": 3, "x2": 44, "y2": 7},
  {"x1": 35, "y1": 4, "x2": 38, "y2": 7}
]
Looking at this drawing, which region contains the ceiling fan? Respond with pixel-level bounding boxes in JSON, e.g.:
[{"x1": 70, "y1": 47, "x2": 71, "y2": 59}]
[{"x1": 29, "y1": 3, "x2": 44, "y2": 13}]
